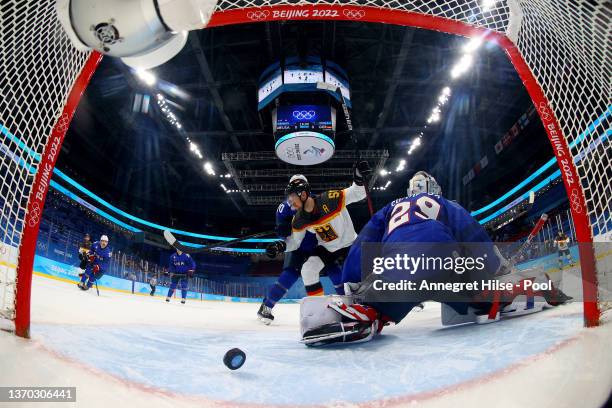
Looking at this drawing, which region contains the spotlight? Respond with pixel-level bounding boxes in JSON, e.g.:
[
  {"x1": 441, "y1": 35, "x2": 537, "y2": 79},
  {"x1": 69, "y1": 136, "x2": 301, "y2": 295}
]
[{"x1": 136, "y1": 69, "x2": 156, "y2": 86}]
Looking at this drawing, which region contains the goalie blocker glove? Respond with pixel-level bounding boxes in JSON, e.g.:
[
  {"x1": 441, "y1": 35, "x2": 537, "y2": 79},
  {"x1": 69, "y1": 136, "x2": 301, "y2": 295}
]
[
  {"x1": 266, "y1": 240, "x2": 287, "y2": 258},
  {"x1": 353, "y1": 160, "x2": 372, "y2": 186}
]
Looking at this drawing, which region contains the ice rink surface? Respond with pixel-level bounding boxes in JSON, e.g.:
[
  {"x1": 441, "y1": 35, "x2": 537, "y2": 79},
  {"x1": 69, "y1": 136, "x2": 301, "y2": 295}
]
[{"x1": 1, "y1": 275, "x2": 611, "y2": 407}]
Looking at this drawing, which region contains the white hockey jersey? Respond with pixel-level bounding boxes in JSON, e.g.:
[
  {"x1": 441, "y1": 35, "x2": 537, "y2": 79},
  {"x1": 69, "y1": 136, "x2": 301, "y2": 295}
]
[{"x1": 285, "y1": 183, "x2": 366, "y2": 253}]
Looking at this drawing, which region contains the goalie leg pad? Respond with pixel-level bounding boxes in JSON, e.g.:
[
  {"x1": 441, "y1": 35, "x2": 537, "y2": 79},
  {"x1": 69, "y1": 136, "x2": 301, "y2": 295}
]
[
  {"x1": 300, "y1": 295, "x2": 353, "y2": 337},
  {"x1": 301, "y1": 321, "x2": 378, "y2": 347}
]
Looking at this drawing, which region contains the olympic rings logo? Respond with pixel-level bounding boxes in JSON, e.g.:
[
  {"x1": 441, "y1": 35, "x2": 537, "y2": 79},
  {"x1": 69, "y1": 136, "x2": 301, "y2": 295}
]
[
  {"x1": 343, "y1": 9, "x2": 365, "y2": 19},
  {"x1": 538, "y1": 101, "x2": 551, "y2": 122},
  {"x1": 55, "y1": 113, "x2": 70, "y2": 133},
  {"x1": 569, "y1": 189, "x2": 583, "y2": 214},
  {"x1": 293, "y1": 110, "x2": 316, "y2": 120},
  {"x1": 28, "y1": 202, "x2": 41, "y2": 227},
  {"x1": 247, "y1": 10, "x2": 270, "y2": 21}
]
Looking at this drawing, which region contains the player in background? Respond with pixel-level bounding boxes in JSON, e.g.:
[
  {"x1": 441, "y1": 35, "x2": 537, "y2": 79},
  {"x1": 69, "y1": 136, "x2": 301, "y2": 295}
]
[
  {"x1": 77, "y1": 233, "x2": 92, "y2": 276},
  {"x1": 78, "y1": 235, "x2": 111, "y2": 290},
  {"x1": 166, "y1": 249, "x2": 195, "y2": 304},
  {"x1": 301, "y1": 171, "x2": 572, "y2": 345},
  {"x1": 258, "y1": 175, "x2": 345, "y2": 325},
  {"x1": 149, "y1": 275, "x2": 158, "y2": 296},
  {"x1": 266, "y1": 161, "x2": 371, "y2": 298},
  {"x1": 554, "y1": 230, "x2": 574, "y2": 268}
]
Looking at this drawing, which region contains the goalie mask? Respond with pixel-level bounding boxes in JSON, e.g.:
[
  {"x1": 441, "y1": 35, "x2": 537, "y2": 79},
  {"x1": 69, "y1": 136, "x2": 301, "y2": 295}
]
[{"x1": 408, "y1": 171, "x2": 442, "y2": 196}]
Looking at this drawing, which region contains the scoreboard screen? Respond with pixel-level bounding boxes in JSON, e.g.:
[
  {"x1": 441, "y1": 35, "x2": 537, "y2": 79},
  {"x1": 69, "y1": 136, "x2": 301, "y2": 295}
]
[
  {"x1": 258, "y1": 70, "x2": 282, "y2": 103},
  {"x1": 275, "y1": 105, "x2": 334, "y2": 134}
]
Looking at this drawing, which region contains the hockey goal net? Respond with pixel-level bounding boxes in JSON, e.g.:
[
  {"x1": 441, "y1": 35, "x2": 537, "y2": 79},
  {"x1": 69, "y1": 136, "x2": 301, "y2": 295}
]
[{"x1": 0, "y1": 0, "x2": 610, "y2": 337}]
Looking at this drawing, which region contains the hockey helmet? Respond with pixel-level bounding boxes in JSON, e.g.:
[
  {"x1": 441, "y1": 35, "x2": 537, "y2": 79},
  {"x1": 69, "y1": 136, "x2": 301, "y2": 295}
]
[
  {"x1": 285, "y1": 178, "x2": 311, "y2": 201},
  {"x1": 289, "y1": 174, "x2": 308, "y2": 183}
]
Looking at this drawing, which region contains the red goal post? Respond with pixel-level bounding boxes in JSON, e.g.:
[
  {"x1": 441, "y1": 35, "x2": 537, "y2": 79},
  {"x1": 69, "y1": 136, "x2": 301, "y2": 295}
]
[{"x1": 0, "y1": 0, "x2": 609, "y2": 337}]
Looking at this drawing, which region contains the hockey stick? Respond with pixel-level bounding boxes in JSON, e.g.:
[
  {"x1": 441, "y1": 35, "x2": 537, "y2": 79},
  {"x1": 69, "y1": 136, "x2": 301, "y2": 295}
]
[
  {"x1": 317, "y1": 82, "x2": 374, "y2": 216},
  {"x1": 509, "y1": 212, "x2": 549, "y2": 264},
  {"x1": 94, "y1": 279, "x2": 100, "y2": 296},
  {"x1": 163, "y1": 230, "x2": 275, "y2": 254},
  {"x1": 362, "y1": 179, "x2": 375, "y2": 216},
  {"x1": 486, "y1": 211, "x2": 549, "y2": 321}
]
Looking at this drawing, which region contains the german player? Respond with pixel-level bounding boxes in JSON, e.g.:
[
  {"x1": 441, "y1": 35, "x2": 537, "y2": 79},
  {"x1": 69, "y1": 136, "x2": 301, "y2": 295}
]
[
  {"x1": 77, "y1": 233, "x2": 92, "y2": 276},
  {"x1": 258, "y1": 175, "x2": 344, "y2": 325},
  {"x1": 266, "y1": 161, "x2": 372, "y2": 298},
  {"x1": 554, "y1": 230, "x2": 574, "y2": 268}
]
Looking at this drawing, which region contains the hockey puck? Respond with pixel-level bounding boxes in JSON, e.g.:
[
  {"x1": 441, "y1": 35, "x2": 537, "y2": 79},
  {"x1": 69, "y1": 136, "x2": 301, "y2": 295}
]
[{"x1": 223, "y1": 348, "x2": 246, "y2": 370}]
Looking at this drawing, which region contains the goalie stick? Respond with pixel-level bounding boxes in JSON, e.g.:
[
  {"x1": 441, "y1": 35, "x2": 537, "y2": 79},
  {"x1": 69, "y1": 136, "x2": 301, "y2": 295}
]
[{"x1": 163, "y1": 229, "x2": 275, "y2": 254}]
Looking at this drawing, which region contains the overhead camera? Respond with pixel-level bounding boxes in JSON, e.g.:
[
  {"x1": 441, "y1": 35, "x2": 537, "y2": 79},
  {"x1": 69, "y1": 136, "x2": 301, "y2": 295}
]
[{"x1": 56, "y1": 0, "x2": 218, "y2": 69}]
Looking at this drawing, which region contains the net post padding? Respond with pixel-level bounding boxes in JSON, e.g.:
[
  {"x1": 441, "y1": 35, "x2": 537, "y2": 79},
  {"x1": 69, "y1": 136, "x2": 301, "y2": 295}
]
[
  {"x1": 207, "y1": 5, "x2": 601, "y2": 326},
  {"x1": 14, "y1": 53, "x2": 103, "y2": 338}
]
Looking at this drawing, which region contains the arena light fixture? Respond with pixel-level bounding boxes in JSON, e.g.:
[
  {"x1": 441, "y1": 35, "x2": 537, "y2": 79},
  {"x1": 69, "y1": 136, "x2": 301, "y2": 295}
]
[
  {"x1": 204, "y1": 162, "x2": 216, "y2": 176},
  {"x1": 451, "y1": 54, "x2": 474, "y2": 78},
  {"x1": 136, "y1": 69, "x2": 156, "y2": 86},
  {"x1": 395, "y1": 159, "x2": 406, "y2": 172},
  {"x1": 408, "y1": 138, "x2": 422, "y2": 155},
  {"x1": 463, "y1": 37, "x2": 484, "y2": 53}
]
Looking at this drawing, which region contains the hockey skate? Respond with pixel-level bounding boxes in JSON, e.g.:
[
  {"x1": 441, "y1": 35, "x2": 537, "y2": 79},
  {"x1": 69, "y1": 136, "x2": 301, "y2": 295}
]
[
  {"x1": 257, "y1": 303, "x2": 274, "y2": 325},
  {"x1": 181, "y1": 299, "x2": 186, "y2": 304}
]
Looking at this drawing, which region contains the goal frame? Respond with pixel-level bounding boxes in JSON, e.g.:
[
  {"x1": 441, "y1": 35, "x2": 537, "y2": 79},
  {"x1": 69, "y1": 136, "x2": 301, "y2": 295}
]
[{"x1": 12, "y1": 4, "x2": 601, "y2": 337}]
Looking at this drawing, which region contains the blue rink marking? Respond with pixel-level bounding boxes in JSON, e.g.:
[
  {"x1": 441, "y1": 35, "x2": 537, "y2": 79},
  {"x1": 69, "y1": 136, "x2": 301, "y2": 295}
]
[{"x1": 33, "y1": 314, "x2": 582, "y2": 405}]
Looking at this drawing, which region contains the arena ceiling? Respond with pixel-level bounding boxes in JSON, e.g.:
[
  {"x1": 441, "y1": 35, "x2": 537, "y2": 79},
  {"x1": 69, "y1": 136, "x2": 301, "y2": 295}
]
[{"x1": 57, "y1": 20, "x2": 555, "y2": 234}]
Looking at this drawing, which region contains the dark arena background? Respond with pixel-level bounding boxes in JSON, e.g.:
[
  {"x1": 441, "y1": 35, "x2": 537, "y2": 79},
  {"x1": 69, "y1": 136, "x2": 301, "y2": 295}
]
[{"x1": 0, "y1": 1, "x2": 611, "y2": 407}]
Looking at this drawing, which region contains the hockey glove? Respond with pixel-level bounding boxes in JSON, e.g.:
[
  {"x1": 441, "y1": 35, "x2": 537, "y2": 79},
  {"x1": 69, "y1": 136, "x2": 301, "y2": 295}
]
[
  {"x1": 92, "y1": 264, "x2": 100, "y2": 274},
  {"x1": 88, "y1": 254, "x2": 96, "y2": 263},
  {"x1": 353, "y1": 161, "x2": 372, "y2": 186},
  {"x1": 266, "y1": 240, "x2": 287, "y2": 258}
]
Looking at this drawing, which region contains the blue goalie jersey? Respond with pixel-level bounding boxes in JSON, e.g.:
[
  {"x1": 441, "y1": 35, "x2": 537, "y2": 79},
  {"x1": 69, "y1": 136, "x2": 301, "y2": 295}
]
[{"x1": 342, "y1": 193, "x2": 500, "y2": 283}]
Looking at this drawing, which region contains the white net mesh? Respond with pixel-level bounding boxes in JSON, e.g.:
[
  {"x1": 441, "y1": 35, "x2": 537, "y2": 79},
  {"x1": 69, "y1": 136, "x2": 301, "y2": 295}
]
[
  {"x1": 0, "y1": 0, "x2": 609, "y2": 330},
  {"x1": 0, "y1": 0, "x2": 91, "y2": 327}
]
